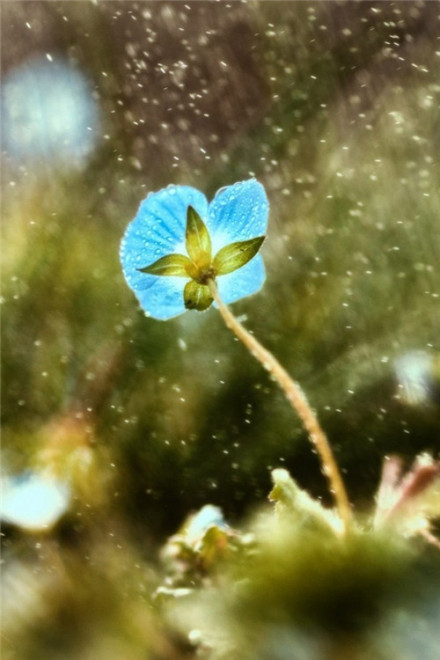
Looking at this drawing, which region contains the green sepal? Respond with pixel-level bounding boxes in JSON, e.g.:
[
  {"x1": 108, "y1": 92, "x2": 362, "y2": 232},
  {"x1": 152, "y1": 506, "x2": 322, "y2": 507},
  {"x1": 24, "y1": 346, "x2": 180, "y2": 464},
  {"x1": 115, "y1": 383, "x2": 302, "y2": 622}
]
[
  {"x1": 184, "y1": 280, "x2": 213, "y2": 311},
  {"x1": 213, "y1": 236, "x2": 265, "y2": 276},
  {"x1": 138, "y1": 253, "x2": 191, "y2": 277},
  {"x1": 186, "y1": 206, "x2": 212, "y2": 265},
  {"x1": 269, "y1": 468, "x2": 339, "y2": 535}
]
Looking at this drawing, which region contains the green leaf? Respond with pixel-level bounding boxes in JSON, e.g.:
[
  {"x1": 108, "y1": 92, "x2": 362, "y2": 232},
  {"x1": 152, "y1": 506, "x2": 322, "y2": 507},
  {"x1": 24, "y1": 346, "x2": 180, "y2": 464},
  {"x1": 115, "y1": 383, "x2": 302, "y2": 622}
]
[
  {"x1": 213, "y1": 236, "x2": 265, "y2": 276},
  {"x1": 184, "y1": 280, "x2": 213, "y2": 311},
  {"x1": 138, "y1": 253, "x2": 191, "y2": 277},
  {"x1": 186, "y1": 206, "x2": 212, "y2": 264}
]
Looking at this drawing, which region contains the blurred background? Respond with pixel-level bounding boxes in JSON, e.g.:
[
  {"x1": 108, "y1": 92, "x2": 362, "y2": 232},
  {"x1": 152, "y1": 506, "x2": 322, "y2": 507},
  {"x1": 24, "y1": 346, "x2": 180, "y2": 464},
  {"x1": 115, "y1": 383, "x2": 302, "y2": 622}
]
[{"x1": 2, "y1": 1, "x2": 440, "y2": 658}]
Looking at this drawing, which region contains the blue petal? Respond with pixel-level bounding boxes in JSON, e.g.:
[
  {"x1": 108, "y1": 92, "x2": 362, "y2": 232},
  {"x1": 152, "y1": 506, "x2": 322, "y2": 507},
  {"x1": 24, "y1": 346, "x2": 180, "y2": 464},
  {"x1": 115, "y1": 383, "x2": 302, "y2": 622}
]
[
  {"x1": 208, "y1": 180, "x2": 269, "y2": 252},
  {"x1": 216, "y1": 253, "x2": 265, "y2": 305},
  {"x1": 131, "y1": 275, "x2": 187, "y2": 320},
  {"x1": 120, "y1": 185, "x2": 208, "y2": 318},
  {"x1": 121, "y1": 185, "x2": 208, "y2": 275}
]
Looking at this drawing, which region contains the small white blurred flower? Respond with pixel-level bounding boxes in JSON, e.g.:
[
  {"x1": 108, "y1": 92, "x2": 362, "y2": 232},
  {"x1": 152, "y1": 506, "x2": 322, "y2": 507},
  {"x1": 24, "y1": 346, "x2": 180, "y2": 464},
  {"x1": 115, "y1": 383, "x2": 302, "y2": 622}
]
[
  {"x1": 185, "y1": 504, "x2": 228, "y2": 542},
  {"x1": 1, "y1": 472, "x2": 70, "y2": 531},
  {"x1": 2, "y1": 56, "x2": 100, "y2": 167},
  {"x1": 394, "y1": 350, "x2": 439, "y2": 406}
]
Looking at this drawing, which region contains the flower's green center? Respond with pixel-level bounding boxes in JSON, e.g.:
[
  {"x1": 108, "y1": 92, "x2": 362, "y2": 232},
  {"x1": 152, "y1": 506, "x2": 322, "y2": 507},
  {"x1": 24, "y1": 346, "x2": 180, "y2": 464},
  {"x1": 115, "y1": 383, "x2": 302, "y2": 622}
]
[{"x1": 138, "y1": 206, "x2": 264, "y2": 311}]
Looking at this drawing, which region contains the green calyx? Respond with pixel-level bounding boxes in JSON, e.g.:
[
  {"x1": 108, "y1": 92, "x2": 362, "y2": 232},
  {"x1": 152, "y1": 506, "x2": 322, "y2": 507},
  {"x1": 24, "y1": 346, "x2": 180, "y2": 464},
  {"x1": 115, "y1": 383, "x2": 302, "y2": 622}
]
[
  {"x1": 186, "y1": 206, "x2": 212, "y2": 267},
  {"x1": 183, "y1": 280, "x2": 213, "y2": 311},
  {"x1": 138, "y1": 253, "x2": 191, "y2": 277},
  {"x1": 212, "y1": 236, "x2": 265, "y2": 275},
  {"x1": 138, "y1": 205, "x2": 265, "y2": 311}
]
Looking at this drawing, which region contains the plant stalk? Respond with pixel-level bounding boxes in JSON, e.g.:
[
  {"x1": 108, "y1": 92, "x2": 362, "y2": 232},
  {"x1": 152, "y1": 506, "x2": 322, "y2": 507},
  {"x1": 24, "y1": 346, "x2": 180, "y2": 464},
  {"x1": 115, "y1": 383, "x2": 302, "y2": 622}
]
[{"x1": 208, "y1": 279, "x2": 351, "y2": 535}]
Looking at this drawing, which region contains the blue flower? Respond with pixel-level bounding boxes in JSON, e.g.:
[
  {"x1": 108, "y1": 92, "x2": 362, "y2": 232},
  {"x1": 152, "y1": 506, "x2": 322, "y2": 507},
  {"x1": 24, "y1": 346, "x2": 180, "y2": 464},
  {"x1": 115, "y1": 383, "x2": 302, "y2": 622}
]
[{"x1": 120, "y1": 179, "x2": 269, "y2": 320}]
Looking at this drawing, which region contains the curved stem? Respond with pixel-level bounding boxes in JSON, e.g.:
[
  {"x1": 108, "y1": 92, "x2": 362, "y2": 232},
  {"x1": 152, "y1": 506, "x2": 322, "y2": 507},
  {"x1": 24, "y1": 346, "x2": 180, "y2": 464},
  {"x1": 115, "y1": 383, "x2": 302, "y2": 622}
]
[{"x1": 208, "y1": 280, "x2": 351, "y2": 535}]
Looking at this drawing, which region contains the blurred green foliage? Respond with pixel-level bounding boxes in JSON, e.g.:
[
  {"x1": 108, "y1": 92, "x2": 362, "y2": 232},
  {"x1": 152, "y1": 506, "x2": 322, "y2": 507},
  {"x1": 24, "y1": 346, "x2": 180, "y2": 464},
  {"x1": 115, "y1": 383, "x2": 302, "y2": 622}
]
[{"x1": 2, "y1": 1, "x2": 440, "y2": 658}]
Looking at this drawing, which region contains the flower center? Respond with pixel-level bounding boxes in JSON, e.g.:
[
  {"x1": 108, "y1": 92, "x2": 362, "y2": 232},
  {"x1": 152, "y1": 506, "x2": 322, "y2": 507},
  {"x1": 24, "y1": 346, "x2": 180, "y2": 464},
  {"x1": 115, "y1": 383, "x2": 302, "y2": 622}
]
[
  {"x1": 195, "y1": 264, "x2": 216, "y2": 285},
  {"x1": 184, "y1": 254, "x2": 216, "y2": 284}
]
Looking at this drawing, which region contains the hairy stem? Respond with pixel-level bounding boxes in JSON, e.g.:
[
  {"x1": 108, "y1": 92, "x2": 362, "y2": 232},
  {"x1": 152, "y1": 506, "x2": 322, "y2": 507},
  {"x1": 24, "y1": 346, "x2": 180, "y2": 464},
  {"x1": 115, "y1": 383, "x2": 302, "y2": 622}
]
[{"x1": 208, "y1": 280, "x2": 351, "y2": 535}]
